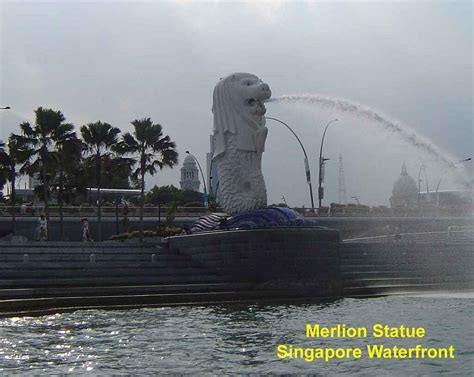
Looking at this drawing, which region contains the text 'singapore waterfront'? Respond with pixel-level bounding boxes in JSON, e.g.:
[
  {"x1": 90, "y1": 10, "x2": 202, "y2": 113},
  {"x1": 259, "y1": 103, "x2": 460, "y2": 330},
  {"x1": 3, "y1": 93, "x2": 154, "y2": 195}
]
[{"x1": 277, "y1": 324, "x2": 455, "y2": 362}]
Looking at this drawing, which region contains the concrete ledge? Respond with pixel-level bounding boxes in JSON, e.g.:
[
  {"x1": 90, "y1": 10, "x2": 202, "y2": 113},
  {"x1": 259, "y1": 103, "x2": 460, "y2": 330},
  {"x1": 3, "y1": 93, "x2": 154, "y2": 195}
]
[{"x1": 0, "y1": 228, "x2": 471, "y2": 316}]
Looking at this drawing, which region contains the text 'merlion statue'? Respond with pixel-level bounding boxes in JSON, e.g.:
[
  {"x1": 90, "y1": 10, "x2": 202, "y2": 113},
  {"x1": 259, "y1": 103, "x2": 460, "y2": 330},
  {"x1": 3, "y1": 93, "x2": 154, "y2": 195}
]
[{"x1": 212, "y1": 73, "x2": 272, "y2": 215}]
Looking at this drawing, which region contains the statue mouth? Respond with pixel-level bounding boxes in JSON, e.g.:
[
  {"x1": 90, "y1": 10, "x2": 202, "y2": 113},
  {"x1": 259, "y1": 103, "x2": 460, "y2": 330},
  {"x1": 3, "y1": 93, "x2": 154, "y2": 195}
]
[{"x1": 247, "y1": 98, "x2": 267, "y2": 115}]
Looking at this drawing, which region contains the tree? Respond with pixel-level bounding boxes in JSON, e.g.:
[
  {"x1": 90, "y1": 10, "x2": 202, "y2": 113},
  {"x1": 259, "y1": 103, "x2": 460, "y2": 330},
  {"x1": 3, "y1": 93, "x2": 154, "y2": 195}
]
[
  {"x1": 145, "y1": 185, "x2": 203, "y2": 206},
  {"x1": 0, "y1": 135, "x2": 30, "y2": 233},
  {"x1": 80, "y1": 154, "x2": 133, "y2": 190},
  {"x1": 117, "y1": 118, "x2": 178, "y2": 241},
  {"x1": 0, "y1": 141, "x2": 6, "y2": 190},
  {"x1": 54, "y1": 136, "x2": 83, "y2": 240},
  {"x1": 16, "y1": 107, "x2": 76, "y2": 239},
  {"x1": 80, "y1": 121, "x2": 121, "y2": 241}
]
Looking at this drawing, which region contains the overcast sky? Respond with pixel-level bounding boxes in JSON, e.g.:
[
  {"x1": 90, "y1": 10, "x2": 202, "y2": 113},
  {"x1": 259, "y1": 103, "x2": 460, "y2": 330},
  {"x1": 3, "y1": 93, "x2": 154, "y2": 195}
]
[{"x1": 1, "y1": 0, "x2": 472, "y2": 206}]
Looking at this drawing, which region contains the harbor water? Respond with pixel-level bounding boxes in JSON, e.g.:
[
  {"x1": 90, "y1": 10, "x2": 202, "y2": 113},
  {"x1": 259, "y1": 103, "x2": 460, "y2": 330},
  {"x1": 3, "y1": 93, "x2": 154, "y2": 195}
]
[{"x1": 0, "y1": 293, "x2": 472, "y2": 375}]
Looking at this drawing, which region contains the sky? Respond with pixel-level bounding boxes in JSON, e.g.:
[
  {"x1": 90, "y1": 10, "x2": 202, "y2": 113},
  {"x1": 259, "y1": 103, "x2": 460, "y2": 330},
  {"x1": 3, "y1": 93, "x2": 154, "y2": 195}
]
[{"x1": 0, "y1": 0, "x2": 472, "y2": 206}]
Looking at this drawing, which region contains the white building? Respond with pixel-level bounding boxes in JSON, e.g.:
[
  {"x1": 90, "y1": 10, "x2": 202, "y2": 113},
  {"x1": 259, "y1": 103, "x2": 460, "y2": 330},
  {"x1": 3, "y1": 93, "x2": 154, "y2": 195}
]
[
  {"x1": 29, "y1": 173, "x2": 41, "y2": 189},
  {"x1": 180, "y1": 155, "x2": 201, "y2": 192}
]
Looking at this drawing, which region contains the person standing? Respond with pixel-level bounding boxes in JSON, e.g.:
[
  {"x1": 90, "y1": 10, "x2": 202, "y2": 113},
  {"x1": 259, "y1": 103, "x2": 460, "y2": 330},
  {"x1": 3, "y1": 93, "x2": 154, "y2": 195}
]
[
  {"x1": 82, "y1": 218, "x2": 91, "y2": 242},
  {"x1": 38, "y1": 214, "x2": 48, "y2": 241},
  {"x1": 395, "y1": 224, "x2": 402, "y2": 242}
]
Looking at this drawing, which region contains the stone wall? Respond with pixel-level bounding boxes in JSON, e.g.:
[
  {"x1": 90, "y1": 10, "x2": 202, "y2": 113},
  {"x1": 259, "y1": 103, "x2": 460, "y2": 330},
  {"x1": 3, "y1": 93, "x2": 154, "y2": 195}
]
[
  {"x1": 0, "y1": 228, "x2": 342, "y2": 315},
  {"x1": 1, "y1": 216, "x2": 471, "y2": 241},
  {"x1": 166, "y1": 227, "x2": 342, "y2": 295},
  {"x1": 341, "y1": 241, "x2": 474, "y2": 296}
]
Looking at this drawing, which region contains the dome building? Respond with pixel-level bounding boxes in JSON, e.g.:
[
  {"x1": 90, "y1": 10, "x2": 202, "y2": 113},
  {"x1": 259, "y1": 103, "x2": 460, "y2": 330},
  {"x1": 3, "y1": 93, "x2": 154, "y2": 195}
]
[
  {"x1": 390, "y1": 162, "x2": 418, "y2": 208},
  {"x1": 180, "y1": 155, "x2": 201, "y2": 192}
]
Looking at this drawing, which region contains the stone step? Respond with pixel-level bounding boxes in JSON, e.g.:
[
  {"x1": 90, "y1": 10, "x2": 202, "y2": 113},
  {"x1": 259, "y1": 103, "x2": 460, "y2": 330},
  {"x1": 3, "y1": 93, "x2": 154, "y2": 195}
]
[
  {"x1": 0, "y1": 266, "x2": 215, "y2": 279},
  {"x1": 0, "y1": 288, "x2": 337, "y2": 317},
  {"x1": 343, "y1": 276, "x2": 473, "y2": 287},
  {"x1": 0, "y1": 282, "x2": 254, "y2": 299},
  {"x1": 343, "y1": 282, "x2": 473, "y2": 297},
  {"x1": 0, "y1": 274, "x2": 233, "y2": 288}
]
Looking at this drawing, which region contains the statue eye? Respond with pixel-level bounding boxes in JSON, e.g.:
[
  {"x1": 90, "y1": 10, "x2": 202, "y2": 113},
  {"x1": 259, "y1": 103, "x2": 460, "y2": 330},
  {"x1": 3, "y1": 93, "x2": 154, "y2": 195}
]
[{"x1": 246, "y1": 81, "x2": 252, "y2": 86}]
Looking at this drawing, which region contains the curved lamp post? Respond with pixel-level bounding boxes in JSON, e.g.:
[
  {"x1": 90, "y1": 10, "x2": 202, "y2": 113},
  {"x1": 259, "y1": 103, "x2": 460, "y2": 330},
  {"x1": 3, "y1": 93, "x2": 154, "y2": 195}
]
[
  {"x1": 208, "y1": 157, "x2": 215, "y2": 197},
  {"x1": 418, "y1": 164, "x2": 430, "y2": 208},
  {"x1": 318, "y1": 118, "x2": 338, "y2": 208},
  {"x1": 435, "y1": 158, "x2": 472, "y2": 204},
  {"x1": 434, "y1": 158, "x2": 471, "y2": 212},
  {"x1": 266, "y1": 116, "x2": 315, "y2": 213},
  {"x1": 185, "y1": 150, "x2": 209, "y2": 208},
  {"x1": 351, "y1": 196, "x2": 360, "y2": 205}
]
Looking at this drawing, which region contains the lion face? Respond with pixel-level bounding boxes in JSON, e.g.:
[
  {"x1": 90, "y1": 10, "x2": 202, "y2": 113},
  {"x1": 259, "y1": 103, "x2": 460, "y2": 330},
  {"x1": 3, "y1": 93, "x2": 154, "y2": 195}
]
[
  {"x1": 213, "y1": 72, "x2": 272, "y2": 158},
  {"x1": 228, "y1": 73, "x2": 272, "y2": 116}
]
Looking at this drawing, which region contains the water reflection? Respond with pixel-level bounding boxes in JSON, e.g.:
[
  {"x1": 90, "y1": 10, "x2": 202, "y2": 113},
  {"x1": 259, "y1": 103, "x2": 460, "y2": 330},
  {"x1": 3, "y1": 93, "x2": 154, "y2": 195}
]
[{"x1": 0, "y1": 296, "x2": 471, "y2": 375}]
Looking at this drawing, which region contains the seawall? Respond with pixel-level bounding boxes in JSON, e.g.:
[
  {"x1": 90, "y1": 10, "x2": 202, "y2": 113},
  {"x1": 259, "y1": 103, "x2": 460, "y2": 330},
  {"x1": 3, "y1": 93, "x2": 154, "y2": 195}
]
[
  {"x1": 1, "y1": 216, "x2": 471, "y2": 241},
  {"x1": 0, "y1": 228, "x2": 471, "y2": 316},
  {"x1": 0, "y1": 228, "x2": 342, "y2": 316}
]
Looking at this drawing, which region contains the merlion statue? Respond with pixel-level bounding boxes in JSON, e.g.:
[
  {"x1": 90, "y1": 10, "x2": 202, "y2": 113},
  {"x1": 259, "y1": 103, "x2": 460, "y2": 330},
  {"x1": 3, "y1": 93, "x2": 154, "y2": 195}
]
[{"x1": 212, "y1": 73, "x2": 271, "y2": 215}]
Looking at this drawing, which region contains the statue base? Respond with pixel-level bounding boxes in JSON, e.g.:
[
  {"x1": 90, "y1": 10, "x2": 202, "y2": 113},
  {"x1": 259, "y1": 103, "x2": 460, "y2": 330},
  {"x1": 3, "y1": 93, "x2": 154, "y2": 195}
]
[
  {"x1": 190, "y1": 207, "x2": 321, "y2": 233},
  {"x1": 166, "y1": 226, "x2": 342, "y2": 296}
]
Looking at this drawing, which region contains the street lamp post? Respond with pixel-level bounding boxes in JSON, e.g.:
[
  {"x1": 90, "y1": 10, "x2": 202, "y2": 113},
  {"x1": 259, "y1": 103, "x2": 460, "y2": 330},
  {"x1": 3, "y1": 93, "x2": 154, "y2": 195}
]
[
  {"x1": 418, "y1": 164, "x2": 430, "y2": 208},
  {"x1": 208, "y1": 158, "x2": 215, "y2": 197},
  {"x1": 318, "y1": 119, "x2": 338, "y2": 209},
  {"x1": 435, "y1": 158, "x2": 472, "y2": 205},
  {"x1": 185, "y1": 151, "x2": 209, "y2": 208},
  {"x1": 351, "y1": 196, "x2": 360, "y2": 205},
  {"x1": 418, "y1": 167, "x2": 422, "y2": 208},
  {"x1": 265, "y1": 116, "x2": 315, "y2": 213}
]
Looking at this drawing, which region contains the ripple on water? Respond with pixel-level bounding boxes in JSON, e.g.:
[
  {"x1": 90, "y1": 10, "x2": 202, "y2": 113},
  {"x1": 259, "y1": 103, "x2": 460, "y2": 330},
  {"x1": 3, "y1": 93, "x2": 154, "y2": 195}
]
[{"x1": 0, "y1": 295, "x2": 472, "y2": 375}]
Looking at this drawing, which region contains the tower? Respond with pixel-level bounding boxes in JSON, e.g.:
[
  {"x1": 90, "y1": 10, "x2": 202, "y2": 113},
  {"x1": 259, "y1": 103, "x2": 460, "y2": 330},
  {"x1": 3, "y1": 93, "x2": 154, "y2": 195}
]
[
  {"x1": 180, "y1": 155, "x2": 201, "y2": 192},
  {"x1": 338, "y1": 154, "x2": 347, "y2": 204},
  {"x1": 390, "y1": 162, "x2": 418, "y2": 208}
]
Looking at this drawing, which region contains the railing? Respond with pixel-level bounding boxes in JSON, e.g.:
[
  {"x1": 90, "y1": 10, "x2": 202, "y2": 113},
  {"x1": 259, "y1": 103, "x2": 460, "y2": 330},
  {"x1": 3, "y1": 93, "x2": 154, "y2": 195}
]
[
  {"x1": 447, "y1": 226, "x2": 474, "y2": 242},
  {"x1": 0, "y1": 205, "x2": 212, "y2": 218},
  {"x1": 0, "y1": 205, "x2": 471, "y2": 218}
]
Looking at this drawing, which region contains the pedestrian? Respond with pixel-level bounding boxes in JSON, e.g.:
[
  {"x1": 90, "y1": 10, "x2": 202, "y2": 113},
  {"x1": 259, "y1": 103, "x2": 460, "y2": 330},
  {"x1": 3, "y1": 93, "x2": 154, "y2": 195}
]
[
  {"x1": 395, "y1": 224, "x2": 402, "y2": 242},
  {"x1": 37, "y1": 214, "x2": 48, "y2": 241},
  {"x1": 82, "y1": 218, "x2": 91, "y2": 242},
  {"x1": 385, "y1": 224, "x2": 393, "y2": 243}
]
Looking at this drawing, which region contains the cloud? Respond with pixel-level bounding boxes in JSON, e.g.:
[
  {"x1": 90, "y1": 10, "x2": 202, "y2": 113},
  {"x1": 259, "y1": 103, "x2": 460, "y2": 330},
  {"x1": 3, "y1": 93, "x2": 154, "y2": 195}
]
[{"x1": 0, "y1": 0, "x2": 471, "y2": 204}]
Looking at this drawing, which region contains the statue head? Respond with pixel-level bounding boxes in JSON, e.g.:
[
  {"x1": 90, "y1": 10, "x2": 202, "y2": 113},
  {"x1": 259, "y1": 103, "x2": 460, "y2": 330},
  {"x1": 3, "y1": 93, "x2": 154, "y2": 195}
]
[{"x1": 212, "y1": 73, "x2": 271, "y2": 158}]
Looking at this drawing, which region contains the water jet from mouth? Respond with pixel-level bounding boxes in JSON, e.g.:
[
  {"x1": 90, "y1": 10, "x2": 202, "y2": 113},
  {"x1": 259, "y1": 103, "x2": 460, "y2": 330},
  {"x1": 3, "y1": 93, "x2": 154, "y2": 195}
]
[{"x1": 271, "y1": 94, "x2": 469, "y2": 186}]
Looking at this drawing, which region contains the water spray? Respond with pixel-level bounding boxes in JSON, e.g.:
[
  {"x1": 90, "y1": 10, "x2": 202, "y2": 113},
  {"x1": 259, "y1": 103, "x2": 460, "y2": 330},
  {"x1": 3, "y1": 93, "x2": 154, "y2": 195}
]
[{"x1": 271, "y1": 94, "x2": 470, "y2": 186}]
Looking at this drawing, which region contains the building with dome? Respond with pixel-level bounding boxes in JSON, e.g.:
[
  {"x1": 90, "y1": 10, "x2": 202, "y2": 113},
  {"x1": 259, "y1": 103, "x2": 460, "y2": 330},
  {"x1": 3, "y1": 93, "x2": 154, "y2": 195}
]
[
  {"x1": 180, "y1": 155, "x2": 201, "y2": 192},
  {"x1": 390, "y1": 162, "x2": 418, "y2": 208}
]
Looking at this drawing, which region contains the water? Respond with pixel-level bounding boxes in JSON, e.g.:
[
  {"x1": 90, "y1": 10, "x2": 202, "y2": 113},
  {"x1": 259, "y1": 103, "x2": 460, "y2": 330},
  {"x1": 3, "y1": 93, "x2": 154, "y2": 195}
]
[
  {"x1": 272, "y1": 94, "x2": 469, "y2": 185},
  {"x1": 0, "y1": 294, "x2": 472, "y2": 375}
]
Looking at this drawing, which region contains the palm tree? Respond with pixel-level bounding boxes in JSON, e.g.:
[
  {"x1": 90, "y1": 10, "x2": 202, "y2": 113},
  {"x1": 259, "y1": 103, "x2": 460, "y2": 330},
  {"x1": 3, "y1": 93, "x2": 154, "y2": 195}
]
[
  {"x1": 117, "y1": 118, "x2": 178, "y2": 241},
  {"x1": 54, "y1": 136, "x2": 83, "y2": 240},
  {"x1": 0, "y1": 135, "x2": 30, "y2": 233},
  {"x1": 0, "y1": 141, "x2": 6, "y2": 189},
  {"x1": 80, "y1": 154, "x2": 133, "y2": 190},
  {"x1": 80, "y1": 121, "x2": 121, "y2": 241},
  {"x1": 0, "y1": 141, "x2": 8, "y2": 207},
  {"x1": 16, "y1": 107, "x2": 75, "y2": 239}
]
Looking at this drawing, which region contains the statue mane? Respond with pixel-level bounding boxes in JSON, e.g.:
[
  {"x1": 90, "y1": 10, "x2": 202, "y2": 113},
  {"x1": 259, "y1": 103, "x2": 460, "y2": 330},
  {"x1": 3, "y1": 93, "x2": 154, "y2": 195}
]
[
  {"x1": 211, "y1": 72, "x2": 271, "y2": 215},
  {"x1": 212, "y1": 73, "x2": 269, "y2": 158}
]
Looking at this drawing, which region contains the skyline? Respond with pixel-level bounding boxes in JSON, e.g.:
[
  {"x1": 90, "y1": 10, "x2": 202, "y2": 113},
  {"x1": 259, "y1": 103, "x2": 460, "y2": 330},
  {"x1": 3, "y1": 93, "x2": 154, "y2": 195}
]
[{"x1": 1, "y1": 1, "x2": 472, "y2": 206}]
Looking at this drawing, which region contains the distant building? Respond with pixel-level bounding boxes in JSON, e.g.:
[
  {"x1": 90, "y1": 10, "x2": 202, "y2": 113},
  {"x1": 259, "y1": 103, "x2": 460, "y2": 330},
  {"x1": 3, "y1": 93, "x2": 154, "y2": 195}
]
[
  {"x1": 15, "y1": 188, "x2": 36, "y2": 203},
  {"x1": 390, "y1": 162, "x2": 418, "y2": 208},
  {"x1": 86, "y1": 188, "x2": 141, "y2": 204},
  {"x1": 180, "y1": 155, "x2": 201, "y2": 192},
  {"x1": 29, "y1": 173, "x2": 41, "y2": 189},
  {"x1": 420, "y1": 189, "x2": 473, "y2": 215}
]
